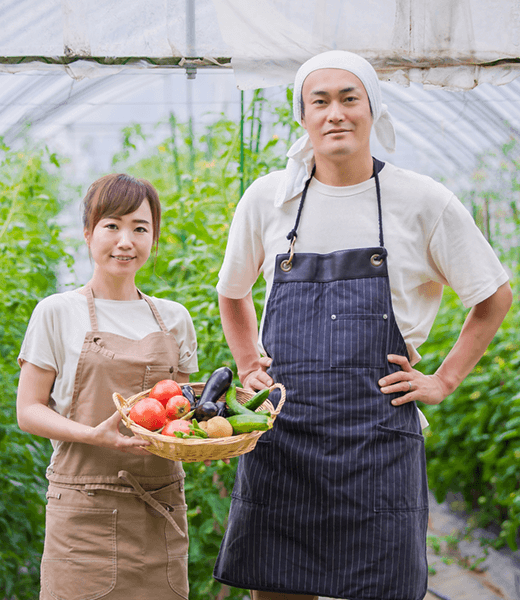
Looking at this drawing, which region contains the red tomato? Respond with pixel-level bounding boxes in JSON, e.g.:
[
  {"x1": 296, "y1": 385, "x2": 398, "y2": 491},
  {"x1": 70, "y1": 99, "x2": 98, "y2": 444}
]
[
  {"x1": 165, "y1": 395, "x2": 191, "y2": 420},
  {"x1": 149, "y1": 379, "x2": 183, "y2": 407},
  {"x1": 129, "y1": 397, "x2": 167, "y2": 431},
  {"x1": 162, "y1": 419, "x2": 192, "y2": 436}
]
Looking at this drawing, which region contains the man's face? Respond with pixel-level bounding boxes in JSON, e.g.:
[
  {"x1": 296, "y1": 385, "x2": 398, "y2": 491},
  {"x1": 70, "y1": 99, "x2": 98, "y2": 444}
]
[{"x1": 301, "y1": 68, "x2": 373, "y2": 163}]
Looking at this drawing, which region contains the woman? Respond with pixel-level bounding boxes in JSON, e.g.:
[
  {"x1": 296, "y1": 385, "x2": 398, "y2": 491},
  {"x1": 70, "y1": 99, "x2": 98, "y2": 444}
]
[{"x1": 17, "y1": 173, "x2": 198, "y2": 600}]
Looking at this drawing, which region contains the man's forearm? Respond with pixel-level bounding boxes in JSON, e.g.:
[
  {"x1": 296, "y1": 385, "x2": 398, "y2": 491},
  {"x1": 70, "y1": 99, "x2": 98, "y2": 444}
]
[
  {"x1": 381, "y1": 281, "x2": 513, "y2": 405},
  {"x1": 218, "y1": 292, "x2": 262, "y2": 383},
  {"x1": 434, "y1": 281, "x2": 513, "y2": 396}
]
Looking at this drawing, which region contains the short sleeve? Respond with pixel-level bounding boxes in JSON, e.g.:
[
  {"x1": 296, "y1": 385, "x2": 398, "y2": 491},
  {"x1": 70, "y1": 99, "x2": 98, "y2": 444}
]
[
  {"x1": 176, "y1": 307, "x2": 198, "y2": 374},
  {"x1": 155, "y1": 298, "x2": 199, "y2": 374},
  {"x1": 428, "y1": 195, "x2": 509, "y2": 308},
  {"x1": 216, "y1": 184, "x2": 266, "y2": 299},
  {"x1": 18, "y1": 297, "x2": 60, "y2": 373}
]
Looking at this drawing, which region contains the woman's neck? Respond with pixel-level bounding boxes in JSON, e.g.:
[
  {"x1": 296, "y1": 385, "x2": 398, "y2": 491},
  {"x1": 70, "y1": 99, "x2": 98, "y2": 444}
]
[{"x1": 87, "y1": 273, "x2": 140, "y2": 301}]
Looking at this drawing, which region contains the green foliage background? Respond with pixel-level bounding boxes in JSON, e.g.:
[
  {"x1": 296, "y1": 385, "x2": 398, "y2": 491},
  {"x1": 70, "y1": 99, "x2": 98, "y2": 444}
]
[
  {"x1": 418, "y1": 139, "x2": 520, "y2": 552},
  {"x1": 0, "y1": 142, "x2": 73, "y2": 598},
  {"x1": 1, "y1": 91, "x2": 519, "y2": 598}
]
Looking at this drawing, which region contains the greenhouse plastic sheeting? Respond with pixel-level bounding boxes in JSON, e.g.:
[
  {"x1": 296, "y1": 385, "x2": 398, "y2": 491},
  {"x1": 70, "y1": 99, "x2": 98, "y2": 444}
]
[
  {"x1": 211, "y1": 0, "x2": 520, "y2": 90},
  {"x1": 0, "y1": 0, "x2": 232, "y2": 79},
  {"x1": 1, "y1": 0, "x2": 520, "y2": 89}
]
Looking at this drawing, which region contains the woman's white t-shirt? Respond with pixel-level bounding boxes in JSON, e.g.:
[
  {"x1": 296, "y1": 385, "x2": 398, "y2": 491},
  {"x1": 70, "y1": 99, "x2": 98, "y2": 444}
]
[{"x1": 18, "y1": 290, "x2": 199, "y2": 427}]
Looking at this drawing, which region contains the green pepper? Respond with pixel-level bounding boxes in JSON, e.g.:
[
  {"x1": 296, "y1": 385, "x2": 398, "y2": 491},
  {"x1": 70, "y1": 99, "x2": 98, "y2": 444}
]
[{"x1": 190, "y1": 419, "x2": 209, "y2": 438}]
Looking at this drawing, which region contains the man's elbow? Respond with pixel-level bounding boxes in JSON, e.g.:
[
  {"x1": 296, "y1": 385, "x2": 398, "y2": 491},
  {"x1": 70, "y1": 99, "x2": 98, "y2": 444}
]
[
  {"x1": 497, "y1": 281, "x2": 513, "y2": 314},
  {"x1": 485, "y1": 281, "x2": 513, "y2": 321}
]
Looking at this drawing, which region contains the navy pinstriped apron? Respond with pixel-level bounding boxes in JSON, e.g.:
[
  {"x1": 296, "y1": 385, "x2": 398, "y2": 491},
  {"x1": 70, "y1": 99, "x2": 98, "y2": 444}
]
[{"x1": 214, "y1": 160, "x2": 429, "y2": 600}]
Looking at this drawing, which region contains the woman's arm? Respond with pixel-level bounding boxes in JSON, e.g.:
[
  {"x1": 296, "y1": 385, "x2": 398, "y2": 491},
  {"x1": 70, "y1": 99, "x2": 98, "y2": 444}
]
[
  {"x1": 176, "y1": 372, "x2": 190, "y2": 384},
  {"x1": 219, "y1": 292, "x2": 273, "y2": 390},
  {"x1": 17, "y1": 362, "x2": 150, "y2": 454},
  {"x1": 379, "y1": 281, "x2": 513, "y2": 404}
]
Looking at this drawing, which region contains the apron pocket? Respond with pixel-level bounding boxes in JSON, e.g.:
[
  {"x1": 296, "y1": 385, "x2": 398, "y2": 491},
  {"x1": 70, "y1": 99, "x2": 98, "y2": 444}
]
[
  {"x1": 373, "y1": 424, "x2": 428, "y2": 512},
  {"x1": 165, "y1": 506, "x2": 190, "y2": 599},
  {"x1": 143, "y1": 365, "x2": 176, "y2": 390},
  {"x1": 42, "y1": 504, "x2": 117, "y2": 600},
  {"x1": 231, "y1": 438, "x2": 272, "y2": 505},
  {"x1": 330, "y1": 314, "x2": 387, "y2": 368}
]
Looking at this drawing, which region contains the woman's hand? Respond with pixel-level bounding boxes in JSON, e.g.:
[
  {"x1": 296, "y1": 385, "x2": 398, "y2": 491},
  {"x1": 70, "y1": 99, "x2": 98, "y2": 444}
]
[
  {"x1": 90, "y1": 411, "x2": 151, "y2": 455},
  {"x1": 378, "y1": 354, "x2": 447, "y2": 406},
  {"x1": 242, "y1": 356, "x2": 273, "y2": 391}
]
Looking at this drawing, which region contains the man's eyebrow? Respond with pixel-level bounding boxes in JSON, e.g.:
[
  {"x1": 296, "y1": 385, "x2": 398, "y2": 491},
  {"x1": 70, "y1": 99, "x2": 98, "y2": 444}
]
[{"x1": 309, "y1": 86, "x2": 359, "y2": 96}]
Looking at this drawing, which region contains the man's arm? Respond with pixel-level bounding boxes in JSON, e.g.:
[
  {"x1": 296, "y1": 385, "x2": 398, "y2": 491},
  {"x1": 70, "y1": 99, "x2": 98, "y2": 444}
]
[
  {"x1": 219, "y1": 292, "x2": 273, "y2": 391},
  {"x1": 378, "y1": 281, "x2": 513, "y2": 405}
]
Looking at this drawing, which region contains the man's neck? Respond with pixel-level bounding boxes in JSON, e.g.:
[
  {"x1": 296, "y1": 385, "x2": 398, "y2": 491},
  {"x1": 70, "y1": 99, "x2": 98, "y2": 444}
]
[{"x1": 313, "y1": 153, "x2": 374, "y2": 187}]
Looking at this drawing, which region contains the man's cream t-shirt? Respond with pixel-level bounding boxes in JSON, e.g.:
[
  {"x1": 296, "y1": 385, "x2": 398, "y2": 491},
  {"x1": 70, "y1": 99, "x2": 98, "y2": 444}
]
[{"x1": 217, "y1": 162, "x2": 509, "y2": 365}]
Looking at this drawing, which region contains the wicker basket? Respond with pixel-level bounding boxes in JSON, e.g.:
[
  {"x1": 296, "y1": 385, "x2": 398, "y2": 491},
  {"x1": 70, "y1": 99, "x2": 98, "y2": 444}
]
[{"x1": 112, "y1": 382, "x2": 286, "y2": 462}]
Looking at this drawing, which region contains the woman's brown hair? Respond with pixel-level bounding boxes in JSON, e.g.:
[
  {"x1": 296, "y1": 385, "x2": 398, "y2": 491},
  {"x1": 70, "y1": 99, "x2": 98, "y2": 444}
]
[{"x1": 82, "y1": 174, "x2": 161, "y2": 247}]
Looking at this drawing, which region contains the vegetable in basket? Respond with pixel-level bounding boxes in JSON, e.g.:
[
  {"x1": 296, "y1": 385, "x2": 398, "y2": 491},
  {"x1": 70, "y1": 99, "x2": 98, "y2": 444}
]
[
  {"x1": 198, "y1": 366, "x2": 233, "y2": 405},
  {"x1": 192, "y1": 366, "x2": 233, "y2": 421}
]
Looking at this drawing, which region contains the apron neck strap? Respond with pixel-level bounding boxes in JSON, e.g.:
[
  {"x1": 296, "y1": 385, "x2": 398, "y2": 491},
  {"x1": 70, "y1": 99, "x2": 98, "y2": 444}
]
[
  {"x1": 286, "y1": 164, "x2": 316, "y2": 248},
  {"x1": 138, "y1": 291, "x2": 169, "y2": 333},
  {"x1": 374, "y1": 161, "x2": 384, "y2": 248},
  {"x1": 285, "y1": 158, "x2": 385, "y2": 250},
  {"x1": 85, "y1": 285, "x2": 99, "y2": 332}
]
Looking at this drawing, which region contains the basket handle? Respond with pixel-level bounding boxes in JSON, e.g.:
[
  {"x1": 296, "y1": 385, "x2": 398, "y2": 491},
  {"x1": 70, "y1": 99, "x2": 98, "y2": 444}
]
[
  {"x1": 113, "y1": 392, "x2": 134, "y2": 428},
  {"x1": 268, "y1": 383, "x2": 286, "y2": 417}
]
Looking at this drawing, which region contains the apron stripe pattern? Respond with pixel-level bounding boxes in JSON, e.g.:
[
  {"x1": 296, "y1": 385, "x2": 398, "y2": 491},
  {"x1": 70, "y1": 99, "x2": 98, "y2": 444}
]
[{"x1": 214, "y1": 160, "x2": 429, "y2": 600}]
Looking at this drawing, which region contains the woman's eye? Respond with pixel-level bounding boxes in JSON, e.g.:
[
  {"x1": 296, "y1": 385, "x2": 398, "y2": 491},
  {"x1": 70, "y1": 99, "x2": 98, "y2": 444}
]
[
  {"x1": 105, "y1": 223, "x2": 118, "y2": 230},
  {"x1": 135, "y1": 227, "x2": 148, "y2": 233}
]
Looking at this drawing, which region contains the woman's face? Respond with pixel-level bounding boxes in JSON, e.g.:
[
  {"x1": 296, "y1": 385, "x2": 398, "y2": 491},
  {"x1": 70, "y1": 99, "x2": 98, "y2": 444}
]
[{"x1": 84, "y1": 199, "x2": 154, "y2": 281}]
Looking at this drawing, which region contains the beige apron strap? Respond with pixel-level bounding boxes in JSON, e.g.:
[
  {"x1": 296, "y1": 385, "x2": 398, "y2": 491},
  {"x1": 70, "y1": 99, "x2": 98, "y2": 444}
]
[
  {"x1": 138, "y1": 290, "x2": 169, "y2": 333},
  {"x1": 118, "y1": 470, "x2": 186, "y2": 538},
  {"x1": 84, "y1": 285, "x2": 99, "y2": 332}
]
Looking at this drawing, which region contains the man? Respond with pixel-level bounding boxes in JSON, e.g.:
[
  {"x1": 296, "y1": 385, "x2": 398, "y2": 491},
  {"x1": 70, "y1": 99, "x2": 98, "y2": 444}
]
[{"x1": 213, "y1": 51, "x2": 512, "y2": 600}]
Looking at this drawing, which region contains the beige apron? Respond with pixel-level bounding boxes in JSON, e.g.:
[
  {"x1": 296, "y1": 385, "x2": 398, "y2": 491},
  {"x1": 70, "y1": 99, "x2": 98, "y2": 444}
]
[{"x1": 41, "y1": 286, "x2": 189, "y2": 600}]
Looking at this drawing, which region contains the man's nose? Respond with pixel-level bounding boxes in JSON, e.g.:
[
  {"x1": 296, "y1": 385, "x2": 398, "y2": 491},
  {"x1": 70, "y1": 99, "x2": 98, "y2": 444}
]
[{"x1": 327, "y1": 101, "x2": 345, "y2": 121}]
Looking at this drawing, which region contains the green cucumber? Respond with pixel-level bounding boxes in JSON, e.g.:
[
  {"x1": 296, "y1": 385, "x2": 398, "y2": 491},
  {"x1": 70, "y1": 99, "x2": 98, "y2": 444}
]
[
  {"x1": 226, "y1": 413, "x2": 270, "y2": 434},
  {"x1": 255, "y1": 409, "x2": 271, "y2": 417},
  {"x1": 225, "y1": 384, "x2": 259, "y2": 416},
  {"x1": 242, "y1": 388, "x2": 270, "y2": 412}
]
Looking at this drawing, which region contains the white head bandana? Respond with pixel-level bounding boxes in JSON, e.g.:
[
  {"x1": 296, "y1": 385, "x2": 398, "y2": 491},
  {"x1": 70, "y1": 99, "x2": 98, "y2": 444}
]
[{"x1": 274, "y1": 50, "x2": 396, "y2": 207}]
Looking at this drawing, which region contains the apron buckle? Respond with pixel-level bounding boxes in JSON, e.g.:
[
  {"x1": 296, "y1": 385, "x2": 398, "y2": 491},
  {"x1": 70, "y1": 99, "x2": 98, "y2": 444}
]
[
  {"x1": 370, "y1": 253, "x2": 384, "y2": 267},
  {"x1": 280, "y1": 237, "x2": 296, "y2": 272}
]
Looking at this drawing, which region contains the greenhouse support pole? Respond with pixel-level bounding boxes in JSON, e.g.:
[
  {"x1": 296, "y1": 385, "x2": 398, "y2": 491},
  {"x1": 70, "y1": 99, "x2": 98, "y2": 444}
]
[{"x1": 240, "y1": 89, "x2": 245, "y2": 198}]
